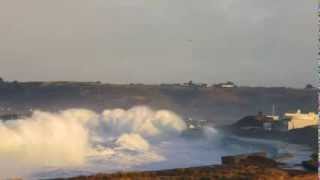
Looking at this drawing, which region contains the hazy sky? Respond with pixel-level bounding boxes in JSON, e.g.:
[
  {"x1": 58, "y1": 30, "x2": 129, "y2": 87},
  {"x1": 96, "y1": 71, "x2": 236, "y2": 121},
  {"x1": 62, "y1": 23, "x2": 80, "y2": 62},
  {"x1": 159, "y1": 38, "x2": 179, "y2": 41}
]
[{"x1": 0, "y1": 0, "x2": 317, "y2": 87}]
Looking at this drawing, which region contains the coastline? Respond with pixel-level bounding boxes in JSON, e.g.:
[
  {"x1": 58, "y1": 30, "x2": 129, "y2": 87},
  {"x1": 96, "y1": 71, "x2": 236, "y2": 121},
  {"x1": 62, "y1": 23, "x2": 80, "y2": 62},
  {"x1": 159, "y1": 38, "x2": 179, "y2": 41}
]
[{"x1": 43, "y1": 128, "x2": 315, "y2": 179}]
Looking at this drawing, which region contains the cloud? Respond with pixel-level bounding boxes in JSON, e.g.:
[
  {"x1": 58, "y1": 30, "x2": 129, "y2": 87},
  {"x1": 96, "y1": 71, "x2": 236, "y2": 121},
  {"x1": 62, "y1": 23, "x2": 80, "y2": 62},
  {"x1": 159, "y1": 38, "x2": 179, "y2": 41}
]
[{"x1": 0, "y1": 0, "x2": 315, "y2": 87}]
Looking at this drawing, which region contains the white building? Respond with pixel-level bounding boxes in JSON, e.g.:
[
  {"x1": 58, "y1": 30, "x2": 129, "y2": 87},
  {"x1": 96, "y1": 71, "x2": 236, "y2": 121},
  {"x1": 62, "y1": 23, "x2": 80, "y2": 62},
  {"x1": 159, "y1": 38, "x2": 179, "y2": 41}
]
[
  {"x1": 221, "y1": 81, "x2": 236, "y2": 88},
  {"x1": 214, "y1": 81, "x2": 237, "y2": 88},
  {"x1": 221, "y1": 84, "x2": 235, "y2": 88},
  {"x1": 266, "y1": 115, "x2": 279, "y2": 121},
  {"x1": 283, "y1": 110, "x2": 318, "y2": 130},
  {"x1": 266, "y1": 104, "x2": 279, "y2": 121}
]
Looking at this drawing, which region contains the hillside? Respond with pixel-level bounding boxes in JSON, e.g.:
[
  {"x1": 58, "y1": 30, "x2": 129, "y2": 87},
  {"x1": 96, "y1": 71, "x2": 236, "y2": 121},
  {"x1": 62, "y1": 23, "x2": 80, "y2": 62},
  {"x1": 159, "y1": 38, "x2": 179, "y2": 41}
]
[{"x1": 0, "y1": 81, "x2": 317, "y2": 125}]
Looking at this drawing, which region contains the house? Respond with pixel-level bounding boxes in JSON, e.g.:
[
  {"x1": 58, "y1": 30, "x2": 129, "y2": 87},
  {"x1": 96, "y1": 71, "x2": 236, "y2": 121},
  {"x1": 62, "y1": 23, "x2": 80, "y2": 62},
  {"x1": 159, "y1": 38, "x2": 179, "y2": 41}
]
[
  {"x1": 214, "y1": 81, "x2": 237, "y2": 88},
  {"x1": 265, "y1": 105, "x2": 279, "y2": 121},
  {"x1": 272, "y1": 110, "x2": 318, "y2": 131},
  {"x1": 283, "y1": 110, "x2": 318, "y2": 130},
  {"x1": 266, "y1": 115, "x2": 279, "y2": 121},
  {"x1": 234, "y1": 109, "x2": 318, "y2": 132}
]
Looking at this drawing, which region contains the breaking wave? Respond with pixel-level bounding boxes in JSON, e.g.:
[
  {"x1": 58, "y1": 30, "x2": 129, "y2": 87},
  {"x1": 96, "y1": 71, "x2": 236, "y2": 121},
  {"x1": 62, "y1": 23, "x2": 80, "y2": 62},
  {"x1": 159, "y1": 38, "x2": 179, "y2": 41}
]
[
  {"x1": 0, "y1": 106, "x2": 306, "y2": 179},
  {"x1": 0, "y1": 106, "x2": 187, "y2": 178}
]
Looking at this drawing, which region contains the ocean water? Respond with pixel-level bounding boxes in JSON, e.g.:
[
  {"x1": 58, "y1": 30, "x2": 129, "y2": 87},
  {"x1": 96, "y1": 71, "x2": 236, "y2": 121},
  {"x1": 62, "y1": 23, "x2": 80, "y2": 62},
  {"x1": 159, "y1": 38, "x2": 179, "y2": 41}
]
[{"x1": 0, "y1": 107, "x2": 312, "y2": 179}]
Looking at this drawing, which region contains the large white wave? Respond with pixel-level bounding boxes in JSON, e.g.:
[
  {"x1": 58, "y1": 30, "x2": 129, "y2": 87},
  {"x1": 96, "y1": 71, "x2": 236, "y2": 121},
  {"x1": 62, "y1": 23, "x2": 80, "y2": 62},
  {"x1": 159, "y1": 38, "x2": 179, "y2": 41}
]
[
  {"x1": 0, "y1": 106, "x2": 307, "y2": 179},
  {"x1": 0, "y1": 106, "x2": 187, "y2": 178}
]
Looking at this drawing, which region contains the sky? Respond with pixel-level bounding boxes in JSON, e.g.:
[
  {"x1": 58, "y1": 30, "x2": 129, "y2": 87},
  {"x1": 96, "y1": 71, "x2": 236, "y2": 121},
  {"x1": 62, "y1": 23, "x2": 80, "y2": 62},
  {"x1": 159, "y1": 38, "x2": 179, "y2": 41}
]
[{"x1": 0, "y1": 0, "x2": 317, "y2": 88}]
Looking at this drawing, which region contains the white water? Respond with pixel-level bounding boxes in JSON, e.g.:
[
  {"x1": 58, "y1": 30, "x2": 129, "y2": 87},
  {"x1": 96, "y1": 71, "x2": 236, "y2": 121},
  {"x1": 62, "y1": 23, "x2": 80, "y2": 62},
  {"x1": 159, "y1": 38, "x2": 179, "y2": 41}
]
[{"x1": 0, "y1": 106, "x2": 311, "y2": 179}]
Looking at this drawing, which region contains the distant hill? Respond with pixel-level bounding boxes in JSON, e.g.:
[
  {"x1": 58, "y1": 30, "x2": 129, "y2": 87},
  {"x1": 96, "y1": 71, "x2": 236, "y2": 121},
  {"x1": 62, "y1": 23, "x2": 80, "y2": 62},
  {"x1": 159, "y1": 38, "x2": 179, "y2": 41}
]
[{"x1": 0, "y1": 82, "x2": 317, "y2": 125}]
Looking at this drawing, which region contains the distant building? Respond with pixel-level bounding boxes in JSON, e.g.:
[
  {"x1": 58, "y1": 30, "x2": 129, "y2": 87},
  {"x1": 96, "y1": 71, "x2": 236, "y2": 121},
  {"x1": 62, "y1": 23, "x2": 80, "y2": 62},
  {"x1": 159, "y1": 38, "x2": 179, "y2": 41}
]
[
  {"x1": 283, "y1": 110, "x2": 318, "y2": 130},
  {"x1": 235, "y1": 109, "x2": 318, "y2": 132},
  {"x1": 265, "y1": 115, "x2": 279, "y2": 121},
  {"x1": 182, "y1": 81, "x2": 207, "y2": 88},
  {"x1": 214, "y1": 81, "x2": 237, "y2": 88},
  {"x1": 272, "y1": 110, "x2": 318, "y2": 131},
  {"x1": 266, "y1": 105, "x2": 279, "y2": 121}
]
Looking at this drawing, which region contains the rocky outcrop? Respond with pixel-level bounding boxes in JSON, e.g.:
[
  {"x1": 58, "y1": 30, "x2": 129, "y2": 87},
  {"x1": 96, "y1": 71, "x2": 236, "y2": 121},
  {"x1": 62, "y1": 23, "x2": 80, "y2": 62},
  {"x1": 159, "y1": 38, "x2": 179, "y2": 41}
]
[
  {"x1": 55, "y1": 154, "x2": 317, "y2": 180},
  {"x1": 221, "y1": 152, "x2": 279, "y2": 168},
  {"x1": 225, "y1": 120, "x2": 318, "y2": 150},
  {"x1": 302, "y1": 153, "x2": 318, "y2": 172}
]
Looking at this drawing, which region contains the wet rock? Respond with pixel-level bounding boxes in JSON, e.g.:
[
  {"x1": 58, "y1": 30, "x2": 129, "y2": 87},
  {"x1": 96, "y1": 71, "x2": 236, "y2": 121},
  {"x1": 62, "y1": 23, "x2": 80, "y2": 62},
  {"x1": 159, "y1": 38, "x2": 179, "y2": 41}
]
[
  {"x1": 57, "y1": 154, "x2": 317, "y2": 180},
  {"x1": 302, "y1": 153, "x2": 318, "y2": 172}
]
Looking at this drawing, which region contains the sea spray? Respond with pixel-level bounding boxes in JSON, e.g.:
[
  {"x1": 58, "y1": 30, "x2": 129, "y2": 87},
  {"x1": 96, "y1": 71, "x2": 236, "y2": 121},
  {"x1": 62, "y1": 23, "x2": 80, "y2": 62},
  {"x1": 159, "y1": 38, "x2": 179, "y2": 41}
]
[{"x1": 0, "y1": 106, "x2": 187, "y2": 178}]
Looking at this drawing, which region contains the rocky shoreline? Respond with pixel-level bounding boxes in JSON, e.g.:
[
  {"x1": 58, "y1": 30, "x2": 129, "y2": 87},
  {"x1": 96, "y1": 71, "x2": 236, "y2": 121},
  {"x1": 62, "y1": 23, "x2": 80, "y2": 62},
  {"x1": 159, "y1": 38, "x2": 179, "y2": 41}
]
[
  {"x1": 47, "y1": 124, "x2": 318, "y2": 180},
  {"x1": 53, "y1": 154, "x2": 317, "y2": 180}
]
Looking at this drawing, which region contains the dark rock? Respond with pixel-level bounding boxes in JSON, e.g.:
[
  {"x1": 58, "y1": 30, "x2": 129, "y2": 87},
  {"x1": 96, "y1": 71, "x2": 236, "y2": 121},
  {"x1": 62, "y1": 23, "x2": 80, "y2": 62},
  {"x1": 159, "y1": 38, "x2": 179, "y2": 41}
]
[
  {"x1": 221, "y1": 152, "x2": 279, "y2": 168},
  {"x1": 302, "y1": 153, "x2": 318, "y2": 172}
]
